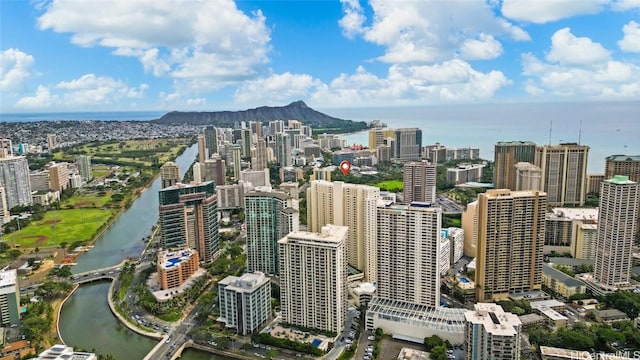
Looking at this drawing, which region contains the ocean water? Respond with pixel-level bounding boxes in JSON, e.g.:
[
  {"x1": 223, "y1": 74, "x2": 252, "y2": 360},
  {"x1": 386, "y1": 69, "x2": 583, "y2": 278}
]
[
  {"x1": 0, "y1": 110, "x2": 166, "y2": 122},
  {"x1": 323, "y1": 101, "x2": 640, "y2": 174}
]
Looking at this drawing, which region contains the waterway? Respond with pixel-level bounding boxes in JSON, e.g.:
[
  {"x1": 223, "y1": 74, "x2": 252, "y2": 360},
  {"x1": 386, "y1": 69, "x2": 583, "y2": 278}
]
[{"x1": 59, "y1": 143, "x2": 229, "y2": 359}]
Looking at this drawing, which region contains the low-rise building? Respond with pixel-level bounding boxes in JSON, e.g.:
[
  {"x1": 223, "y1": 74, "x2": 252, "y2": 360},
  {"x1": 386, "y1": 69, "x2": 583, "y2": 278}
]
[
  {"x1": 218, "y1": 272, "x2": 271, "y2": 335},
  {"x1": 530, "y1": 299, "x2": 568, "y2": 328},
  {"x1": 593, "y1": 309, "x2": 629, "y2": 323},
  {"x1": 397, "y1": 347, "x2": 429, "y2": 360},
  {"x1": 366, "y1": 298, "x2": 466, "y2": 345},
  {"x1": 33, "y1": 344, "x2": 96, "y2": 360},
  {"x1": 518, "y1": 313, "x2": 546, "y2": 331},
  {"x1": 542, "y1": 263, "x2": 588, "y2": 299},
  {"x1": 157, "y1": 248, "x2": 200, "y2": 290},
  {"x1": 540, "y1": 346, "x2": 593, "y2": 360},
  {"x1": 350, "y1": 282, "x2": 376, "y2": 308}
]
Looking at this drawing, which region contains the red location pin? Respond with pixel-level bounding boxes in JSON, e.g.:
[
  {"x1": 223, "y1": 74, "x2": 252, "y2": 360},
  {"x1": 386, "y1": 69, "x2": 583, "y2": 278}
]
[{"x1": 340, "y1": 160, "x2": 351, "y2": 176}]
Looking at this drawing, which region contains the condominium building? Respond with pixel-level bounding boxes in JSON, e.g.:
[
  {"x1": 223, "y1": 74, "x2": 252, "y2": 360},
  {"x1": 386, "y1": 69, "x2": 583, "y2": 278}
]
[
  {"x1": 241, "y1": 128, "x2": 252, "y2": 158},
  {"x1": 594, "y1": 175, "x2": 639, "y2": 288},
  {"x1": 306, "y1": 180, "x2": 379, "y2": 281},
  {"x1": 203, "y1": 126, "x2": 218, "y2": 158},
  {"x1": 231, "y1": 145, "x2": 242, "y2": 179},
  {"x1": 76, "y1": 155, "x2": 92, "y2": 182},
  {"x1": 197, "y1": 134, "x2": 206, "y2": 163},
  {"x1": 475, "y1": 190, "x2": 546, "y2": 302},
  {"x1": 464, "y1": 303, "x2": 521, "y2": 360},
  {"x1": 493, "y1": 141, "x2": 536, "y2": 190},
  {"x1": 376, "y1": 202, "x2": 441, "y2": 307},
  {"x1": 0, "y1": 186, "x2": 9, "y2": 226},
  {"x1": 535, "y1": 144, "x2": 589, "y2": 206},
  {"x1": 368, "y1": 128, "x2": 421, "y2": 161},
  {"x1": 252, "y1": 137, "x2": 269, "y2": 170},
  {"x1": 368, "y1": 128, "x2": 396, "y2": 150},
  {"x1": 49, "y1": 163, "x2": 69, "y2": 192},
  {"x1": 160, "y1": 161, "x2": 180, "y2": 189},
  {"x1": 462, "y1": 200, "x2": 479, "y2": 258},
  {"x1": 278, "y1": 225, "x2": 348, "y2": 333},
  {"x1": 30, "y1": 171, "x2": 49, "y2": 192},
  {"x1": 515, "y1": 162, "x2": 542, "y2": 191},
  {"x1": 275, "y1": 133, "x2": 291, "y2": 167},
  {"x1": 47, "y1": 133, "x2": 57, "y2": 150},
  {"x1": 586, "y1": 174, "x2": 605, "y2": 195},
  {"x1": 0, "y1": 270, "x2": 20, "y2": 326},
  {"x1": 240, "y1": 168, "x2": 270, "y2": 188},
  {"x1": 605, "y1": 155, "x2": 640, "y2": 183},
  {"x1": 269, "y1": 120, "x2": 284, "y2": 136},
  {"x1": 245, "y1": 189, "x2": 299, "y2": 275},
  {"x1": 0, "y1": 155, "x2": 32, "y2": 208},
  {"x1": 0, "y1": 138, "x2": 12, "y2": 158},
  {"x1": 218, "y1": 272, "x2": 271, "y2": 335},
  {"x1": 447, "y1": 164, "x2": 485, "y2": 185},
  {"x1": 158, "y1": 181, "x2": 220, "y2": 263},
  {"x1": 157, "y1": 248, "x2": 200, "y2": 290},
  {"x1": 195, "y1": 157, "x2": 226, "y2": 186},
  {"x1": 216, "y1": 182, "x2": 249, "y2": 210},
  {"x1": 403, "y1": 160, "x2": 436, "y2": 204},
  {"x1": 318, "y1": 134, "x2": 346, "y2": 150},
  {"x1": 545, "y1": 208, "x2": 598, "y2": 257}
]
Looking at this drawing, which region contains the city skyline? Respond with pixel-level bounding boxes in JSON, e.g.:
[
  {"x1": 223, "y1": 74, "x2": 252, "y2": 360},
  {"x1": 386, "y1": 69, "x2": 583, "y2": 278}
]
[{"x1": 2, "y1": 1, "x2": 640, "y2": 112}]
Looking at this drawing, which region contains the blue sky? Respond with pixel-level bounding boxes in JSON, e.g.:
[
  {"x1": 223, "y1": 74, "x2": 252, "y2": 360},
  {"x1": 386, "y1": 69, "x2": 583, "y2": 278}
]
[{"x1": 1, "y1": 0, "x2": 640, "y2": 113}]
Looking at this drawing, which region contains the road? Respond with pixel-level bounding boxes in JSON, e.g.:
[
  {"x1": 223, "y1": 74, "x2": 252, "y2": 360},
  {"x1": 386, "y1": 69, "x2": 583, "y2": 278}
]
[{"x1": 436, "y1": 193, "x2": 465, "y2": 214}]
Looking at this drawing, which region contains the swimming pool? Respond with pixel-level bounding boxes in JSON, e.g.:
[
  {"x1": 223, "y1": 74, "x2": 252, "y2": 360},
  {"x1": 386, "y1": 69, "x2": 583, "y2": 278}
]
[
  {"x1": 312, "y1": 339, "x2": 322, "y2": 347},
  {"x1": 459, "y1": 277, "x2": 470, "y2": 283}
]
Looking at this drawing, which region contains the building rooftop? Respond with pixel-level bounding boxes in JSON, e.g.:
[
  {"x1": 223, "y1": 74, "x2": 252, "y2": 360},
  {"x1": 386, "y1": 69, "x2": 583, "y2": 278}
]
[
  {"x1": 158, "y1": 248, "x2": 197, "y2": 270},
  {"x1": 279, "y1": 225, "x2": 348, "y2": 246},
  {"x1": 605, "y1": 155, "x2": 640, "y2": 162},
  {"x1": 495, "y1": 141, "x2": 536, "y2": 146},
  {"x1": 548, "y1": 258, "x2": 595, "y2": 268},
  {"x1": 605, "y1": 175, "x2": 637, "y2": 185},
  {"x1": 397, "y1": 347, "x2": 429, "y2": 360},
  {"x1": 549, "y1": 207, "x2": 598, "y2": 222},
  {"x1": 219, "y1": 272, "x2": 270, "y2": 293},
  {"x1": 530, "y1": 299, "x2": 568, "y2": 322},
  {"x1": 367, "y1": 298, "x2": 467, "y2": 333},
  {"x1": 543, "y1": 264, "x2": 588, "y2": 288},
  {"x1": 539, "y1": 346, "x2": 593, "y2": 359},
  {"x1": 518, "y1": 313, "x2": 545, "y2": 326},
  {"x1": 0, "y1": 269, "x2": 17, "y2": 288},
  {"x1": 464, "y1": 303, "x2": 521, "y2": 337}
]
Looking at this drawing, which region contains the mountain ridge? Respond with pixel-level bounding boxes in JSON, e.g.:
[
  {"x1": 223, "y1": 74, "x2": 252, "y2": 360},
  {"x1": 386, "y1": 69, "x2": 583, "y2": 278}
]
[{"x1": 151, "y1": 101, "x2": 368, "y2": 133}]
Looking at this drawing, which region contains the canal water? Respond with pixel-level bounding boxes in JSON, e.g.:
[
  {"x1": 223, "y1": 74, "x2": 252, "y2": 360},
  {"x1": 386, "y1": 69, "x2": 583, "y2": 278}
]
[{"x1": 59, "y1": 143, "x2": 230, "y2": 359}]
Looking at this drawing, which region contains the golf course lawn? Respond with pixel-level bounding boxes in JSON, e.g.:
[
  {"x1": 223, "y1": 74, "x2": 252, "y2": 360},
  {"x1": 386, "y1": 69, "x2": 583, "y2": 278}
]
[
  {"x1": 4, "y1": 208, "x2": 117, "y2": 248},
  {"x1": 61, "y1": 192, "x2": 113, "y2": 209},
  {"x1": 376, "y1": 179, "x2": 404, "y2": 192}
]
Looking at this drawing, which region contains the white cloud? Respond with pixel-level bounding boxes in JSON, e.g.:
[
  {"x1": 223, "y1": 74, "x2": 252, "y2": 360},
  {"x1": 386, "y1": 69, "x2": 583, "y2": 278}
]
[
  {"x1": 522, "y1": 52, "x2": 640, "y2": 99},
  {"x1": 0, "y1": 48, "x2": 35, "y2": 90},
  {"x1": 546, "y1": 28, "x2": 610, "y2": 65},
  {"x1": 55, "y1": 74, "x2": 148, "y2": 105},
  {"x1": 15, "y1": 85, "x2": 56, "y2": 109},
  {"x1": 339, "y1": 0, "x2": 366, "y2": 39},
  {"x1": 502, "y1": 0, "x2": 607, "y2": 23},
  {"x1": 37, "y1": 0, "x2": 270, "y2": 81},
  {"x1": 310, "y1": 61, "x2": 509, "y2": 107},
  {"x1": 338, "y1": 1, "x2": 528, "y2": 64},
  {"x1": 612, "y1": 0, "x2": 640, "y2": 10},
  {"x1": 619, "y1": 21, "x2": 640, "y2": 52},
  {"x1": 460, "y1": 34, "x2": 504, "y2": 60},
  {"x1": 234, "y1": 72, "x2": 324, "y2": 105}
]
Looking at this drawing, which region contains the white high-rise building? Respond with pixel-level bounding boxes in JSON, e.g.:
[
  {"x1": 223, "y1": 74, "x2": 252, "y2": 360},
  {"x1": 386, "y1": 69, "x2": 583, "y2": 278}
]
[
  {"x1": 0, "y1": 155, "x2": 32, "y2": 208},
  {"x1": 218, "y1": 272, "x2": 271, "y2": 335},
  {"x1": 307, "y1": 180, "x2": 379, "y2": 281},
  {"x1": 464, "y1": 303, "x2": 521, "y2": 360},
  {"x1": 76, "y1": 155, "x2": 92, "y2": 182},
  {"x1": 376, "y1": 202, "x2": 441, "y2": 307},
  {"x1": 278, "y1": 225, "x2": 348, "y2": 333},
  {"x1": 594, "y1": 175, "x2": 640, "y2": 288},
  {"x1": 0, "y1": 186, "x2": 9, "y2": 226}
]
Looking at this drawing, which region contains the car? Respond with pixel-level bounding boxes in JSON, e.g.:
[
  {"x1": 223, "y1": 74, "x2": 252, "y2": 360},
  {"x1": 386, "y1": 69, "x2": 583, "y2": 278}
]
[{"x1": 367, "y1": 336, "x2": 375, "y2": 341}]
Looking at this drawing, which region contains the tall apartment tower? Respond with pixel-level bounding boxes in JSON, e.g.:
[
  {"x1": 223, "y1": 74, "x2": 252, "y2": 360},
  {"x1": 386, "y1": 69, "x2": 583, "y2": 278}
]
[
  {"x1": 275, "y1": 133, "x2": 291, "y2": 167},
  {"x1": 403, "y1": 160, "x2": 436, "y2": 204},
  {"x1": 47, "y1": 133, "x2": 57, "y2": 150},
  {"x1": 202, "y1": 157, "x2": 226, "y2": 186},
  {"x1": 395, "y1": 128, "x2": 422, "y2": 161},
  {"x1": 514, "y1": 162, "x2": 542, "y2": 191},
  {"x1": 203, "y1": 127, "x2": 218, "y2": 158},
  {"x1": 306, "y1": 180, "x2": 379, "y2": 281},
  {"x1": 269, "y1": 120, "x2": 284, "y2": 136},
  {"x1": 376, "y1": 202, "x2": 441, "y2": 307},
  {"x1": 605, "y1": 155, "x2": 640, "y2": 183},
  {"x1": 197, "y1": 134, "x2": 207, "y2": 163},
  {"x1": 278, "y1": 225, "x2": 348, "y2": 334},
  {"x1": 231, "y1": 145, "x2": 242, "y2": 180},
  {"x1": 0, "y1": 270, "x2": 20, "y2": 326},
  {"x1": 493, "y1": 141, "x2": 536, "y2": 190},
  {"x1": 475, "y1": 189, "x2": 546, "y2": 302},
  {"x1": 0, "y1": 138, "x2": 12, "y2": 158},
  {"x1": 594, "y1": 175, "x2": 639, "y2": 288},
  {"x1": 49, "y1": 163, "x2": 69, "y2": 191},
  {"x1": 535, "y1": 143, "x2": 589, "y2": 206},
  {"x1": 241, "y1": 128, "x2": 252, "y2": 158},
  {"x1": 245, "y1": 189, "x2": 299, "y2": 275},
  {"x1": 160, "y1": 161, "x2": 181, "y2": 189},
  {"x1": 76, "y1": 155, "x2": 92, "y2": 182},
  {"x1": 368, "y1": 129, "x2": 395, "y2": 150},
  {"x1": 0, "y1": 155, "x2": 32, "y2": 208},
  {"x1": 464, "y1": 303, "x2": 521, "y2": 360},
  {"x1": 254, "y1": 121, "x2": 263, "y2": 139},
  {"x1": 158, "y1": 182, "x2": 220, "y2": 263},
  {"x1": 252, "y1": 138, "x2": 268, "y2": 171},
  {"x1": 0, "y1": 186, "x2": 9, "y2": 226}
]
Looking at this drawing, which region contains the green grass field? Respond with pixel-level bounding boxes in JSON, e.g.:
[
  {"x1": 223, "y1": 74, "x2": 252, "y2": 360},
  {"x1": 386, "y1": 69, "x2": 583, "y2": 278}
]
[
  {"x1": 92, "y1": 165, "x2": 111, "y2": 178},
  {"x1": 61, "y1": 192, "x2": 113, "y2": 209},
  {"x1": 4, "y1": 208, "x2": 117, "y2": 248},
  {"x1": 376, "y1": 179, "x2": 404, "y2": 192}
]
